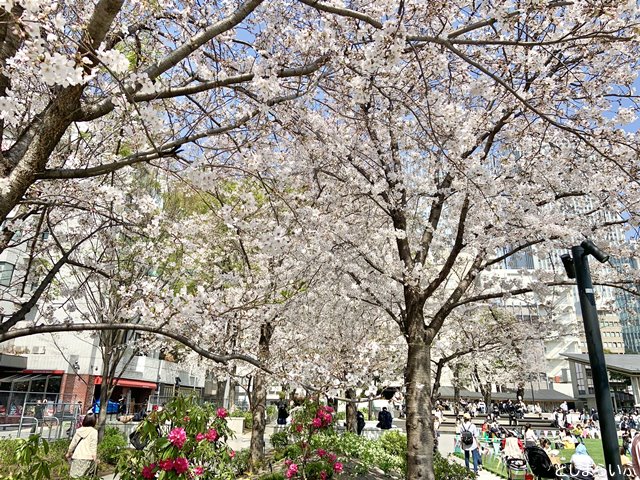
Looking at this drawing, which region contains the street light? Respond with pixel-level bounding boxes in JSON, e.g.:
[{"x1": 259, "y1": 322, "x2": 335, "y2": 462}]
[{"x1": 561, "y1": 240, "x2": 622, "y2": 480}]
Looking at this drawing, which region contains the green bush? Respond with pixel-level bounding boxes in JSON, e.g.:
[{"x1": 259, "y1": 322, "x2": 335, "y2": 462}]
[
  {"x1": 379, "y1": 430, "x2": 407, "y2": 457},
  {"x1": 304, "y1": 459, "x2": 335, "y2": 479},
  {"x1": 270, "y1": 431, "x2": 289, "y2": 451},
  {"x1": 335, "y1": 411, "x2": 346, "y2": 421},
  {"x1": 434, "y1": 452, "x2": 475, "y2": 480},
  {"x1": 244, "y1": 411, "x2": 254, "y2": 429},
  {"x1": 228, "y1": 408, "x2": 247, "y2": 417},
  {"x1": 311, "y1": 431, "x2": 405, "y2": 475},
  {"x1": 259, "y1": 473, "x2": 285, "y2": 480},
  {"x1": 98, "y1": 426, "x2": 127, "y2": 464},
  {"x1": 266, "y1": 405, "x2": 277, "y2": 420},
  {"x1": 0, "y1": 436, "x2": 70, "y2": 479},
  {"x1": 232, "y1": 448, "x2": 251, "y2": 475}
]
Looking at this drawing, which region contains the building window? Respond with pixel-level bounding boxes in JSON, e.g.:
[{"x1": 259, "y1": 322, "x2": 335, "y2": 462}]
[{"x1": 0, "y1": 262, "x2": 14, "y2": 287}]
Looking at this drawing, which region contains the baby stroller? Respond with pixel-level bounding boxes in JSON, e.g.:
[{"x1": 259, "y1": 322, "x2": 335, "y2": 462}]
[{"x1": 525, "y1": 446, "x2": 562, "y2": 479}]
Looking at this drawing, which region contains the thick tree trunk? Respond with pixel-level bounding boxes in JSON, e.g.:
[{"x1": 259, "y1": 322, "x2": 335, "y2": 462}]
[
  {"x1": 249, "y1": 370, "x2": 267, "y2": 470},
  {"x1": 249, "y1": 322, "x2": 273, "y2": 470},
  {"x1": 345, "y1": 388, "x2": 357, "y2": 433},
  {"x1": 405, "y1": 334, "x2": 435, "y2": 480}
]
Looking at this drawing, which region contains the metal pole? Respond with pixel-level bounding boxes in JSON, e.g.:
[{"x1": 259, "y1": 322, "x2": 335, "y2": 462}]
[{"x1": 572, "y1": 245, "x2": 623, "y2": 480}]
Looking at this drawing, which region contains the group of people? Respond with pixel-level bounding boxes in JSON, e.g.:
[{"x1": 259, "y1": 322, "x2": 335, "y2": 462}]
[{"x1": 457, "y1": 405, "x2": 640, "y2": 480}]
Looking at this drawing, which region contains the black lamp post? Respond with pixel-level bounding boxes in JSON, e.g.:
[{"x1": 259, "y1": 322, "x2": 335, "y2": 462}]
[{"x1": 561, "y1": 240, "x2": 623, "y2": 480}]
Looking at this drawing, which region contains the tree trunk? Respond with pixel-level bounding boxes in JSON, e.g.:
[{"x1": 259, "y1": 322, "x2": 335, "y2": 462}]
[
  {"x1": 345, "y1": 388, "x2": 357, "y2": 433},
  {"x1": 405, "y1": 332, "x2": 435, "y2": 480},
  {"x1": 215, "y1": 379, "x2": 226, "y2": 407},
  {"x1": 453, "y1": 364, "x2": 461, "y2": 416},
  {"x1": 249, "y1": 322, "x2": 273, "y2": 470},
  {"x1": 483, "y1": 384, "x2": 492, "y2": 410}
]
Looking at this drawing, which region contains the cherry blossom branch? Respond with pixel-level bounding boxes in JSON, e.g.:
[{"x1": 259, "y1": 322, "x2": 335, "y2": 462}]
[
  {"x1": 422, "y1": 195, "x2": 470, "y2": 299},
  {"x1": 0, "y1": 323, "x2": 270, "y2": 371},
  {"x1": 0, "y1": 224, "x2": 111, "y2": 334},
  {"x1": 78, "y1": 55, "x2": 328, "y2": 121}
]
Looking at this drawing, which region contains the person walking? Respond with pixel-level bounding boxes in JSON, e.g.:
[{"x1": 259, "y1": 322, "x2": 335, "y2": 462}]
[
  {"x1": 377, "y1": 407, "x2": 393, "y2": 430},
  {"x1": 31, "y1": 398, "x2": 45, "y2": 433},
  {"x1": 459, "y1": 412, "x2": 481, "y2": 474},
  {"x1": 65, "y1": 414, "x2": 98, "y2": 478}
]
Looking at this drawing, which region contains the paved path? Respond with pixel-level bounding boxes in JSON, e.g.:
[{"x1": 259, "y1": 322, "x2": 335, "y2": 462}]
[{"x1": 439, "y1": 433, "x2": 502, "y2": 480}]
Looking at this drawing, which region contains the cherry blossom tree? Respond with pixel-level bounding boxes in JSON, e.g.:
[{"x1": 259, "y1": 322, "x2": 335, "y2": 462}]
[
  {"x1": 0, "y1": 0, "x2": 327, "y2": 229},
  {"x1": 255, "y1": 2, "x2": 640, "y2": 479}
]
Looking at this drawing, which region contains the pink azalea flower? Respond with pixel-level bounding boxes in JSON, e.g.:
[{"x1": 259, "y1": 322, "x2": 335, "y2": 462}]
[
  {"x1": 167, "y1": 427, "x2": 187, "y2": 449},
  {"x1": 173, "y1": 457, "x2": 189, "y2": 474},
  {"x1": 312, "y1": 417, "x2": 323, "y2": 428},
  {"x1": 229, "y1": 449, "x2": 236, "y2": 458},
  {"x1": 196, "y1": 433, "x2": 205, "y2": 442},
  {"x1": 320, "y1": 472, "x2": 328, "y2": 480},
  {"x1": 285, "y1": 463, "x2": 299, "y2": 478},
  {"x1": 216, "y1": 407, "x2": 228, "y2": 418},
  {"x1": 141, "y1": 464, "x2": 156, "y2": 479},
  {"x1": 295, "y1": 424, "x2": 303, "y2": 433},
  {"x1": 205, "y1": 428, "x2": 219, "y2": 442},
  {"x1": 316, "y1": 448, "x2": 327, "y2": 458},
  {"x1": 194, "y1": 466, "x2": 205, "y2": 476},
  {"x1": 327, "y1": 453, "x2": 337, "y2": 463},
  {"x1": 333, "y1": 462, "x2": 343, "y2": 473},
  {"x1": 159, "y1": 459, "x2": 174, "y2": 471}
]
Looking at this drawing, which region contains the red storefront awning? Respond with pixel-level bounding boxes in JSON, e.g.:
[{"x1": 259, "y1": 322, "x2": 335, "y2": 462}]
[{"x1": 94, "y1": 377, "x2": 157, "y2": 389}]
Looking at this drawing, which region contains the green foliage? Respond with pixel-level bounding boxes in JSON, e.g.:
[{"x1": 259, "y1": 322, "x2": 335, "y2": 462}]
[
  {"x1": 0, "y1": 434, "x2": 65, "y2": 480},
  {"x1": 304, "y1": 459, "x2": 335, "y2": 479},
  {"x1": 311, "y1": 431, "x2": 405, "y2": 475},
  {"x1": 266, "y1": 405, "x2": 277, "y2": 420},
  {"x1": 434, "y1": 452, "x2": 476, "y2": 479},
  {"x1": 259, "y1": 474, "x2": 285, "y2": 480},
  {"x1": 244, "y1": 411, "x2": 253, "y2": 429},
  {"x1": 98, "y1": 426, "x2": 127, "y2": 464},
  {"x1": 270, "y1": 431, "x2": 290, "y2": 451},
  {"x1": 228, "y1": 408, "x2": 248, "y2": 417},
  {"x1": 114, "y1": 394, "x2": 236, "y2": 480},
  {"x1": 231, "y1": 448, "x2": 251, "y2": 476},
  {"x1": 335, "y1": 411, "x2": 346, "y2": 421},
  {"x1": 379, "y1": 430, "x2": 407, "y2": 457}
]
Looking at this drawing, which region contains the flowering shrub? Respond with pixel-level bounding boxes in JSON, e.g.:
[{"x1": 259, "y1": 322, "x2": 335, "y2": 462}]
[
  {"x1": 282, "y1": 402, "x2": 344, "y2": 480},
  {"x1": 115, "y1": 395, "x2": 236, "y2": 480},
  {"x1": 311, "y1": 431, "x2": 406, "y2": 475}
]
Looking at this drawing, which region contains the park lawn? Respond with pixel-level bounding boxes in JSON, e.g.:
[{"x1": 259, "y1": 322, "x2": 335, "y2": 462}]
[{"x1": 555, "y1": 439, "x2": 618, "y2": 467}]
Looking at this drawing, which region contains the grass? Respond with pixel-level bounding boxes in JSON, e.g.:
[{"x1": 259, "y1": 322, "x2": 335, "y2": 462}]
[{"x1": 456, "y1": 438, "x2": 615, "y2": 478}]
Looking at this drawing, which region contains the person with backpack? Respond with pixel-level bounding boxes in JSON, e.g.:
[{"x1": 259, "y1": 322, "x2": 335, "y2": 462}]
[{"x1": 459, "y1": 412, "x2": 480, "y2": 474}]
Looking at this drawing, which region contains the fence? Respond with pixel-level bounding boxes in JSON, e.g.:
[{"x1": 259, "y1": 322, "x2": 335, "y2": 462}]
[{"x1": 0, "y1": 401, "x2": 82, "y2": 441}]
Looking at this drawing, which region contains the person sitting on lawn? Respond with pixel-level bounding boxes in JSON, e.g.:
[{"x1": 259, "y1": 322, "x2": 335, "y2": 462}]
[{"x1": 570, "y1": 443, "x2": 596, "y2": 480}]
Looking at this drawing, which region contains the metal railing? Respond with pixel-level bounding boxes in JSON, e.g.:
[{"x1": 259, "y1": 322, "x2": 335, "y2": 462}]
[{"x1": 0, "y1": 402, "x2": 81, "y2": 441}]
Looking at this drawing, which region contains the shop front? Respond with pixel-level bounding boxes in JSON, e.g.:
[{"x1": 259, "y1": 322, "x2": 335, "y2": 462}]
[{"x1": 0, "y1": 370, "x2": 64, "y2": 422}]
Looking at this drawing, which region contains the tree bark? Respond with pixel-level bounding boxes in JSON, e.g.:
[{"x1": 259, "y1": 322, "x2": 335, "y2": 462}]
[
  {"x1": 249, "y1": 322, "x2": 273, "y2": 470},
  {"x1": 405, "y1": 314, "x2": 435, "y2": 480},
  {"x1": 345, "y1": 387, "x2": 357, "y2": 433},
  {"x1": 483, "y1": 384, "x2": 492, "y2": 410}
]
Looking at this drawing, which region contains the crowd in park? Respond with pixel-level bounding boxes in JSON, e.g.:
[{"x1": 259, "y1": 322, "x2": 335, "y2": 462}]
[{"x1": 446, "y1": 397, "x2": 640, "y2": 479}]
